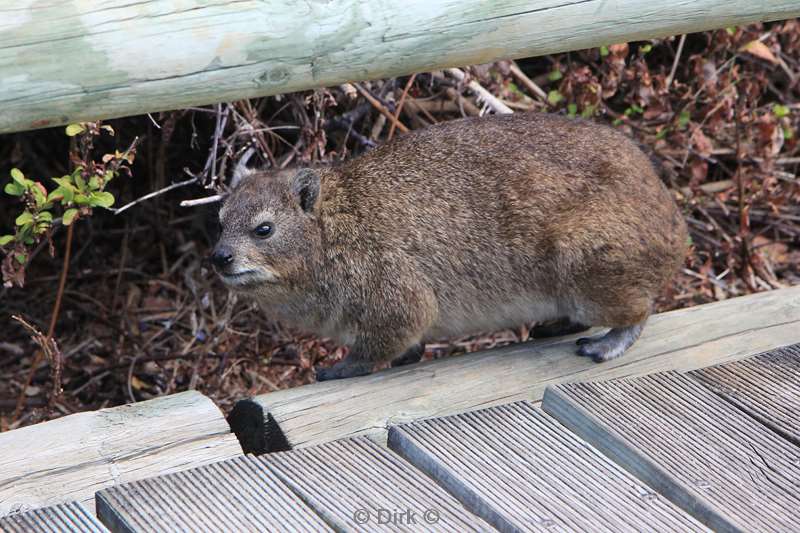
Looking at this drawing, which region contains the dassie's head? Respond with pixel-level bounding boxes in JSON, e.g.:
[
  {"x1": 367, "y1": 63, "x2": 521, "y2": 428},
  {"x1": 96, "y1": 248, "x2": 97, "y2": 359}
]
[{"x1": 213, "y1": 167, "x2": 322, "y2": 293}]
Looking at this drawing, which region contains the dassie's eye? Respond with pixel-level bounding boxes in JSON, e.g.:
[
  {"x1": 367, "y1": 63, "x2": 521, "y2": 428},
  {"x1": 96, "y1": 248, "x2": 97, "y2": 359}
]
[{"x1": 253, "y1": 222, "x2": 274, "y2": 238}]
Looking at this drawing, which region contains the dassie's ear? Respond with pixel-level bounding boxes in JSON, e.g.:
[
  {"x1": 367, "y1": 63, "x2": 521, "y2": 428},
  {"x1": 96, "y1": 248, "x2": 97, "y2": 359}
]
[
  {"x1": 231, "y1": 166, "x2": 256, "y2": 189},
  {"x1": 291, "y1": 169, "x2": 321, "y2": 213}
]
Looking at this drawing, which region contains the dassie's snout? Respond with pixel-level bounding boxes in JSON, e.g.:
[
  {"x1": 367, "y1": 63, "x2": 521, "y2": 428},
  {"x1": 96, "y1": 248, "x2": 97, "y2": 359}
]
[{"x1": 211, "y1": 244, "x2": 234, "y2": 270}]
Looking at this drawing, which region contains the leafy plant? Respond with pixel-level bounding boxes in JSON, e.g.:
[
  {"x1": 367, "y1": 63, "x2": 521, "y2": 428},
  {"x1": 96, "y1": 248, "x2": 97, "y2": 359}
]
[{"x1": 1, "y1": 121, "x2": 137, "y2": 287}]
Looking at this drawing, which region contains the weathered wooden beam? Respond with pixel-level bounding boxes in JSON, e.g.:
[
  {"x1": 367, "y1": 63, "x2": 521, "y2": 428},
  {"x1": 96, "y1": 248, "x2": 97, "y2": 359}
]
[
  {"x1": 227, "y1": 286, "x2": 800, "y2": 454},
  {"x1": 2, "y1": 1, "x2": 799, "y2": 134},
  {"x1": 0, "y1": 391, "x2": 242, "y2": 516}
]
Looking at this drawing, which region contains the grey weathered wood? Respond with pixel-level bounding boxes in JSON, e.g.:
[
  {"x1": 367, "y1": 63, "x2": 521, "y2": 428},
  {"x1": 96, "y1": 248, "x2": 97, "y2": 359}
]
[
  {"x1": 228, "y1": 285, "x2": 800, "y2": 454},
  {"x1": 2, "y1": 1, "x2": 800, "y2": 134},
  {"x1": 0, "y1": 502, "x2": 108, "y2": 533},
  {"x1": 258, "y1": 437, "x2": 491, "y2": 532},
  {"x1": 0, "y1": 391, "x2": 242, "y2": 516},
  {"x1": 388, "y1": 401, "x2": 707, "y2": 532},
  {"x1": 96, "y1": 455, "x2": 331, "y2": 533},
  {"x1": 542, "y1": 372, "x2": 800, "y2": 532},
  {"x1": 691, "y1": 343, "x2": 800, "y2": 445}
]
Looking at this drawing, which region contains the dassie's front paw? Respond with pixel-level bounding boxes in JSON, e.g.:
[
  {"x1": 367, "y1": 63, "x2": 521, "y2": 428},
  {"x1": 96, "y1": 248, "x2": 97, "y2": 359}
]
[
  {"x1": 315, "y1": 359, "x2": 373, "y2": 381},
  {"x1": 390, "y1": 343, "x2": 424, "y2": 368},
  {"x1": 575, "y1": 323, "x2": 645, "y2": 363},
  {"x1": 576, "y1": 337, "x2": 620, "y2": 363}
]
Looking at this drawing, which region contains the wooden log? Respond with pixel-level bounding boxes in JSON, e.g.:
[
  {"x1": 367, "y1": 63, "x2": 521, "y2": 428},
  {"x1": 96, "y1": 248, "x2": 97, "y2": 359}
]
[
  {"x1": 2, "y1": 0, "x2": 799, "y2": 134},
  {"x1": 227, "y1": 285, "x2": 800, "y2": 454},
  {"x1": 0, "y1": 390, "x2": 242, "y2": 516}
]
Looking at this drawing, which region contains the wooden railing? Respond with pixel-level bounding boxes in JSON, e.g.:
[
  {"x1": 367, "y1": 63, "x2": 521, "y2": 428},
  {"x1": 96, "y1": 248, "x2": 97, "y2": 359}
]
[{"x1": 1, "y1": 0, "x2": 798, "y2": 133}]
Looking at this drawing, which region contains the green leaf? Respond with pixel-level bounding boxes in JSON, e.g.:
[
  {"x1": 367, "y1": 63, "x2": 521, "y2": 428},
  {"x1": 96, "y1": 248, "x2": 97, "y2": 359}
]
[
  {"x1": 784, "y1": 126, "x2": 795, "y2": 140},
  {"x1": 49, "y1": 185, "x2": 74, "y2": 204},
  {"x1": 547, "y1": 90, "x2": 563, "y2": 105},
  {"x1": 10, "y1": 168, "x2": 24, "y2": 183},
  {"x1": 89, "y1": 175, "x2": 100, "y2": 190},
  {"x1": 640, "y1": 44, "x2": 652, "y2": 54},
  {"x1": 15, "y1": 253, "x2": 26, "y2": 265},
  {"x1": 62, "y1": 208, "x2": 79, "y2": 226},
  {"x1": 4, "y1": 182, "x2": 24, "y2": 196},
  {"x1": 75, "y1": 175, "x2": 87, "y2": 192},
  {"x1": 567, "y1": 103, "x2": 578, "y2": 117},
  {"x1": 65, "y1": 123, "x2": 85, "y2": 136},
  {"x1": 89, "y1": 191, "x2": 115, "y2": 208},
  {"x1": 15, "y1": 212, "x2": 33, "y2": 226},
  {"x1": 31, "y1": 185, "x2": 46, "y2": 207},
  {"x1": 52, "y1": 177, "x2": 75, "y2": 189},
  {"x1": 548, "y1": 70, "x2": 563, "y2": 82},
  {"x1": 773, "y1": 104, "x2": 790, "y2": 118},
  {"x1": 74, "y1": 193, "x2": 91, "y2": 206},
  {"x1": 600, "y1": 46, "x2": 609, "y2": 57},
  {"x1": 581, "y1": 105, "x2": 596, "y2": 118},
  {"x1": 37, "y1": 211, "x2": 53, "y2": 222},
  {"x1": 0, "y1": 235, "x2": 14, "y2": 246},
  {"x1": 678, "y1": 110, "x2": 691, "y2": 129},
  {"x1": 726, "y1": 27, "x2": 736, "y2": 36},
  {"x1": 655, "y1": 127, "x2": 669, "y2": 140}
]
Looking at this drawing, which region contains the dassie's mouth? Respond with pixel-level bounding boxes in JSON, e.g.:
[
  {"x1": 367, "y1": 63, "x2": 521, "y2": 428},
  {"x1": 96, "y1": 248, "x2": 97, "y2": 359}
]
[
  {"x1": 218, "y1": 268, "x2": 279, "y2": 287},
  {"x1": 218, "y1": 269, "x2": 259, "y2": 287}
]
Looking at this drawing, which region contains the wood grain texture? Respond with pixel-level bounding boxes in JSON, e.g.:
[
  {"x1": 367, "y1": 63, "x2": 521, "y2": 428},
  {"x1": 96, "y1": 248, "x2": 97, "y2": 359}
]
[
  {"x1": 96, "y1": 456, "x2": 331, "y2": 533},
  {"x1": 542, "y1": 372, "x2": 800, "y2": 532},
  {"x1": 690, "y1": 343, "x2": 800, "y2": 445},
  {"x1": 2, "y1": 1, "x2": 799, "y2": 133},
  {"x1": 259, "y1": 437, "x2": 492, "y2": 532},
  {"x1": 228, "y1": 286, "x2": 800, "y2": 453},
  {"x1": 388, "y1": 401, "x2": 707, "y2": 532},
  {"x1": 0, "y1": 502, "x2": 108, "y2": 533},
  {"x1": 0, "y1": 391, "x2": 242, "y2": 517}
]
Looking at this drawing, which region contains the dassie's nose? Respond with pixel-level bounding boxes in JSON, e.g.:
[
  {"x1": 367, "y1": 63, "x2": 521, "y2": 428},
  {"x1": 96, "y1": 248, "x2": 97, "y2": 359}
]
[{"x1": 211, "y1": 245, "x2": 234, "y2": 268}]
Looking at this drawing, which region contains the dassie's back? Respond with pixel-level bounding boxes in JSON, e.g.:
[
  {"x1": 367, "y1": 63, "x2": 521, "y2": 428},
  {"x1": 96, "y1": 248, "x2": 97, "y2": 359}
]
[{"x1": 321, "y1": 113, "x2": 686, "y2": 333}]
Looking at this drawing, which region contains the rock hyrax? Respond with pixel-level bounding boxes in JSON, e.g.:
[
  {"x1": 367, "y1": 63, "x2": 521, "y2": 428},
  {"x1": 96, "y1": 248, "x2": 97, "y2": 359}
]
[{"x1": 213, "y1": 112, "x2": 688, "y2": 380}]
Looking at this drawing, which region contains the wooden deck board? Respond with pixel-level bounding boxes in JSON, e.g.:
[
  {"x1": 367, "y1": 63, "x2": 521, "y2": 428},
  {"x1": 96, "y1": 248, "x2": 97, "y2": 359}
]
[
  {"x1": 0, "y1": 390, "x2": 242, "y2": 516},
  {"x1": 543, "y1": 372, "x2": 800, "y2": 532},
  {"x1": 0, "y1": 502, "x2": 107, "y2": 532},
  {"x1": 258, "y1": 437, "x2": 491, "y2": 532},
  {"x1": 387, "y1": 401, "x2": 707, "y2": 532},
  {"x1": 95, "y1": 456, "x2": 331, "y2": 532},
  {"x1": 228, "y1": 286, "x2": 800, "y2": 454},
  {"x1": 690, "y1": 343, "x2": 800, "y2": 445}
]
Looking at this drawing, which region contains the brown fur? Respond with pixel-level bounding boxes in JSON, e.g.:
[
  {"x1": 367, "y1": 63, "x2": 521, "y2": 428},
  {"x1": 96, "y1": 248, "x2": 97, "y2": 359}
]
[{"x1": 215, "y1": 112, "x2": 688, "y2": 378}]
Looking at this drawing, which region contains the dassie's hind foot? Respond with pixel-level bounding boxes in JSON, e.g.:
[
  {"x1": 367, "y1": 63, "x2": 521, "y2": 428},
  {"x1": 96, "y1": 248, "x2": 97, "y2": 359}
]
[
  {"x1": 390, "y1": 343, "x2": 424, "y2": 368},
  {"x1": 576, "y1": 322, "x2": 645, "y2": 363},
  {"x1": 532, "y1": 317, "x2": 590, "y2": 338},
  {"x1": 315, "y1": 356, "x2": 373, "y2": 381}
]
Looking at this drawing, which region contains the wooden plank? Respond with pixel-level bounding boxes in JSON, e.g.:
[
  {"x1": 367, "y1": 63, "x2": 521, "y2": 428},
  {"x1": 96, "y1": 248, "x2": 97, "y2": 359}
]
[
  {"x1": 388, "y1": 401, "x2": 707, "y2": 532},
  {"x1": 228, "y1": 286, "x2": 800, "y2": 454},
  {"x1": 258, "y1": 437, "x2": 491, "y2": 532},
  {"x1": 2, "y1": 1, "x2": 800, "y2": 133},
  {"x1": 542, "y1": 372, "x2": 800, "y2": 532},
  {"x1": 0, "y1": 502, "x2": 108, "y2": 532},
  {"x1": 690, "y1": 343, "x2": 800, "y2": 445},
  {"x1": 95, "y1": 456, "x2": 331, "y2": 533},
  {"x1": 0, "y1": 391, "x2": 242, "y2": 516}
]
